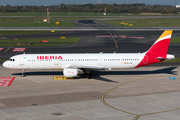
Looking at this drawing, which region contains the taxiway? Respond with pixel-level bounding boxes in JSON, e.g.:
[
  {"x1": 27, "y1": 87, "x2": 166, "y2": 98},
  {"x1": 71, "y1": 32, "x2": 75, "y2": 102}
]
[{"x1": 0, "y1": 66, "x2": 179, "y2": 120}]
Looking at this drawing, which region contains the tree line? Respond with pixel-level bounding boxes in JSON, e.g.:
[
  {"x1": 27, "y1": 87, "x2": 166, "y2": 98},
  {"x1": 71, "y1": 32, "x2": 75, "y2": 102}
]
[{"x1": 0, "y1": 3, "x2": 179, "y2": 14}]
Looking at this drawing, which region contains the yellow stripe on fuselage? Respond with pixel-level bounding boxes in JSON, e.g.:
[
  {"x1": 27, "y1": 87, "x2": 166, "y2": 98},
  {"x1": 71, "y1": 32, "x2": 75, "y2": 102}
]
[{"x1": 156, "y1": 30, "x2": 173, "y2": 41}]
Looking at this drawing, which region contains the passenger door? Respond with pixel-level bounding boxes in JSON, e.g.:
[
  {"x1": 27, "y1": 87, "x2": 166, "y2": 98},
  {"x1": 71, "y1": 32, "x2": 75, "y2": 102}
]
[{"x1": 19, "y1": 56, "x2": 24, "y2": 65}]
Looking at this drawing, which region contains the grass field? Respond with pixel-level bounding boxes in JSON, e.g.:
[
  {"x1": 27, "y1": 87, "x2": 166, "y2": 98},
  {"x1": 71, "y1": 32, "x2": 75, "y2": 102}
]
[
  {"x1": 0, "y1": 37, "x2": 80, "y2": 46},
  {"x1": 170, "y1": 37, "x2": 180, "y2": 43},
  {"x1": 0, "y1": 12, "x2": 123, "y2": 16},
  {"x1": 2, "y1": 13, "x2": 180, "y2": 27},
  {"x1": 50, "y1": 17, "x2": 108, "y2": 20},
  {"x1": 103, "y1": 18, "x2": 180, "y2": 27},
  {"x1": 0, "y1": 19, "x2": 75, "y2": 27},
  {"x1": 0, "y1": 31, "x2": 66, "y2": 35},
  {"x1": 0, "y1": 16, "x2": 109, "y2": 22},
  {"x1": 162, "y1": 57, "x2": 180, "y2": 63}
]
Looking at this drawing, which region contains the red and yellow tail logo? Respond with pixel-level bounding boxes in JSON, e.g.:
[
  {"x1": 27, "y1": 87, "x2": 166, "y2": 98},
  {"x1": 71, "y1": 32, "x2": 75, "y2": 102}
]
[
  {"x1": 136, "y1": 30, "x2": 173, "y2": 68},
  {"x1": 147, "y1": 30, "x2": 173, "y2": 55}
]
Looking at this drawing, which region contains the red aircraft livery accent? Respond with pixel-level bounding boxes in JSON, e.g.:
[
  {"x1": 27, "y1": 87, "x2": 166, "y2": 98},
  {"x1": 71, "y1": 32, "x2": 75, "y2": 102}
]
[
  {"x1": 0, "y1": 77, "x2": 15, "y2": 86},
  {"x1": 136, "y1": 30, "x2": 172, "y2": 68},
  {"x1": 0, "y1": 48, "x2": 4, "y2": 51},
  {"x1": 67, "y1": 71, "x2": 74, "y2": 73},
  {"x1": 37, "y1": 56, "x2": 63, "y2": 60}
]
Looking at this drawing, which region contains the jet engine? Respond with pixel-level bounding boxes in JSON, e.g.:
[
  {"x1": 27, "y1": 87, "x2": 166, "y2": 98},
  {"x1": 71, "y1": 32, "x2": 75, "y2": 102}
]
[{"x1": 63, "y1": 68, "x2": 83, "y2": 77}]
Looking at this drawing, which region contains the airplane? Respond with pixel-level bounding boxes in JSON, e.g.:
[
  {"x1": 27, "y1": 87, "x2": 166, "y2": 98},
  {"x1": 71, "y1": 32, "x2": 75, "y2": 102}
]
[{"x1": 2, "y1": 30, "x2": 175, "y2": 78}]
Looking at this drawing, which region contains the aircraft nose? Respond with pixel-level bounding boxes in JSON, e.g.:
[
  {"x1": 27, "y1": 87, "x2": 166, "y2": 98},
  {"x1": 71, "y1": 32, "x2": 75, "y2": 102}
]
[{"x1": 2, "y1": 61, "x2": 8, "y2": 68}]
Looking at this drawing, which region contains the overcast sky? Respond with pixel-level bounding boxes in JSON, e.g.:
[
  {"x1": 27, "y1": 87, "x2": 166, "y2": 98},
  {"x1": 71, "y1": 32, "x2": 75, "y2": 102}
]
[{"x1": 1, "y1": 0, "x2": 180, "y2": 6}]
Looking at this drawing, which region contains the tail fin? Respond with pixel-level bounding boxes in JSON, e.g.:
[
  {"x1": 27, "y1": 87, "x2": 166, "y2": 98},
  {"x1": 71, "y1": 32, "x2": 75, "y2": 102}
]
[
  {"x1": 136, "y1": 30, "x2": 173, "y2": 68},
  {"x1": 146, "y1": 30, "x2": 173, "y2": 55}
]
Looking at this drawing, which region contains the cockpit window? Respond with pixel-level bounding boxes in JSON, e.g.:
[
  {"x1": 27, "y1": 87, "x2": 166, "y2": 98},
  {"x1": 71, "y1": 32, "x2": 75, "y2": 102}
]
[{"x1": 8, "y1": 59, "x2": 15, "y2": 61}]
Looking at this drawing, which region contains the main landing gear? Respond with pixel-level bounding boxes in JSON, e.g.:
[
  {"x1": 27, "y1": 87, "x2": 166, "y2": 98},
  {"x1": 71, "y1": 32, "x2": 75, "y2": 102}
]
[
  {"x1": 21, "y1": 70, "x2": 25, "y2": 77},
  {"x1": 85, "y1": 71, "x2": 92, "y2": 79}
]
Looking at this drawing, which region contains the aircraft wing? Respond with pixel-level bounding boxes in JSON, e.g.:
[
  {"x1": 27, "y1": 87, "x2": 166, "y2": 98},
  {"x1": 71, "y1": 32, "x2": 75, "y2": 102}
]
[{"x1": 69, "y1": 65, "x2": 111, "y2": 70}]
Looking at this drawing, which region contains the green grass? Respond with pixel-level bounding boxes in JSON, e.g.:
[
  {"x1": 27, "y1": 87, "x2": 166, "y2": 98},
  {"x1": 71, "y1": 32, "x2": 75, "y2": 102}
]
[
  {"x1": 0, "y1": 16, "x2": 109, "y2": 22},
  {"x1": 0, "y1": 37, "x2": 80, "y2": 46},
  {"x1": 0, "y1": 31, "x2": 66, "y2": 35},
  {"x1": 103, "y1": 18, "x2": 180, "y2": 27},
  {"x1": 162, "y1": 57, "x2": 180, "y2": 63},
  {"x1": 170, "y1": 37, "x2": 180, "y2": 43},
  {"x1": 51, "y1": 17, "x2": 108, "y2": 20},
  {"x1": 0, "y1": 59, "x2": 7, "y2": 62},
  {"x1": 2, "y1": 12, "x2": 179, "y2": 17},
  {"x1": 0, "y1": 20, "x2": 75, "y2": 27},
  {"x1": 0, "y1": 12, "x2": 123, "y2": 16}
]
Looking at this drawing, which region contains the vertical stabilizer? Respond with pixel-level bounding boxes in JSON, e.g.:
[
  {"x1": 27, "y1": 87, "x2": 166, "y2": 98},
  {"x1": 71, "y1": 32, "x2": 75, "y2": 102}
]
[
  {"x1": 147, "y1": 30, "x2": 173, "y2": 55},
  {"x1": 136, "y1": 30, "x2": 173, "y2": 67}
]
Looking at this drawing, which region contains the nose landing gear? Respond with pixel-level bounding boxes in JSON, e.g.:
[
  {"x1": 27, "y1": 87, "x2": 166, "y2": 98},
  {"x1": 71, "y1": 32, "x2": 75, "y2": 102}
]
[{"x1": 21, "y1": 70, "x2": 25, "y2": 77}]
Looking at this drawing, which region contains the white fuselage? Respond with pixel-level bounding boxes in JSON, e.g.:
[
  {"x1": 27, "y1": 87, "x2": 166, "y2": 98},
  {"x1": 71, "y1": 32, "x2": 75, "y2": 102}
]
[{"x1": 3, "y1": 53, "x2": 145, "y2": 70}]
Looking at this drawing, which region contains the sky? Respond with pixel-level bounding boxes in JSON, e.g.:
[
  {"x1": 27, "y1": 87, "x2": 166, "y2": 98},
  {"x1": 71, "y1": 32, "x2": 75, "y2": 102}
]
[{"x1": 1, "y1": 0, "x2": 180, "y2": 6}]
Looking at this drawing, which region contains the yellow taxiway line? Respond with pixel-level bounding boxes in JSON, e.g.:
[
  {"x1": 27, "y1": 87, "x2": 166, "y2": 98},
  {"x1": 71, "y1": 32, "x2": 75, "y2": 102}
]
[
  {"x1": 101, "y1": 76, "x2": 180, "y2": 120},
  {"x1": 4, "y1": 47, "x2": 11, "y2": 52},
  {"x1": 107, "y1": 30, "x2": 118, "y2": 48}
]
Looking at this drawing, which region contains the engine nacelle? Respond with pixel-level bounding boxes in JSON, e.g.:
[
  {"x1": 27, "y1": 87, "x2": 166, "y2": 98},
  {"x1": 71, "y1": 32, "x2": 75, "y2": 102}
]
[{"x1": 63, "y1": 68, "x2": 83, "y2": 77}]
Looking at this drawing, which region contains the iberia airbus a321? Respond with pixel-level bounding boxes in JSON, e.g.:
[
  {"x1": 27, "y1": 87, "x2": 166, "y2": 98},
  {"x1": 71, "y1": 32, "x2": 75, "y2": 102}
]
[{"x1": 3, "y1": 30, "x2": 175, "y2": 78}]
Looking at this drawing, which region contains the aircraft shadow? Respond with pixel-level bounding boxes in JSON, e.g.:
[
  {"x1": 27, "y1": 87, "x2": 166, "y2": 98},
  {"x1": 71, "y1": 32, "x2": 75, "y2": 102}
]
[
  {"x1": 12, "y1": 67, "x2": 177, "y2": 83},
  {"x1": 92, "y1": 67, "x2": 178, "y2": 76},
  {"x1": 12, "y1": 71, "x2": 64, "y2": 76},
  {"x1": 90, "y1": 67, "x2": 178, "y2": 82},
  {"x1": 73, "y1": 74, "x2": 118, "y2": 83}
]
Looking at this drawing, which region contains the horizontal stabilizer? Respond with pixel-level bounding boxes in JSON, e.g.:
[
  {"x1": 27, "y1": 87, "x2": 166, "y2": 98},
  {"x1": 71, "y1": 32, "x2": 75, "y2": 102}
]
[{"x1": 156, "y1": 57, "x2": 166, "y2": 61}]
